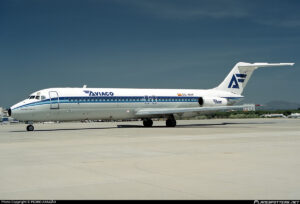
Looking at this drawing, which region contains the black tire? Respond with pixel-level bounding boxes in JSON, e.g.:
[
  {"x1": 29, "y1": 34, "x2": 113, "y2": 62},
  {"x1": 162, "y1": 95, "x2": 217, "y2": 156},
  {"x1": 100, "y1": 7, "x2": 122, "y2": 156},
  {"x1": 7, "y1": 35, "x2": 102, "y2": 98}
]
[
  {"x1": 166, "y1": 119, "x2": 176, "y2": 127},
  {"x1": 143, "y1": 119, "x2": 153, "y2": 127},
  {"x1": 26, "y1": 125, "x2": 34, "y2": 131}
]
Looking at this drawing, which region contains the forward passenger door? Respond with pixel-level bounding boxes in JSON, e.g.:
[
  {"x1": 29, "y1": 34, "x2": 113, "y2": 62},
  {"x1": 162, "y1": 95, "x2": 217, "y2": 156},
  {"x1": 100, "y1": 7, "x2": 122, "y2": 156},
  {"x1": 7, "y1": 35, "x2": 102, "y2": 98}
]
[{"x1": 49, "y1": 91, "x2": 59, "y2": 109}]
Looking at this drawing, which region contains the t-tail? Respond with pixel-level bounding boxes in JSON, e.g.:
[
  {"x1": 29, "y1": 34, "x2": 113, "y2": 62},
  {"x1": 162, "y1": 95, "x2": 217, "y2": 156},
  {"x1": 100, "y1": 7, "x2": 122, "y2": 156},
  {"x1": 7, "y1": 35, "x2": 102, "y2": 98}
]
[{"x1": 214, "y1": 62, "x2": 294, "y2": 95}]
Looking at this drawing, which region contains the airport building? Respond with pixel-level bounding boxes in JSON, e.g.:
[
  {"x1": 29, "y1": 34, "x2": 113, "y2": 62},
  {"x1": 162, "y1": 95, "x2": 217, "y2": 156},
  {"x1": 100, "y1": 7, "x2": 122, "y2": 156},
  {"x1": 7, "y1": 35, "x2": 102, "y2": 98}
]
[{"x1": 243, "y1": 104, "x2": 256, "y2": 111}]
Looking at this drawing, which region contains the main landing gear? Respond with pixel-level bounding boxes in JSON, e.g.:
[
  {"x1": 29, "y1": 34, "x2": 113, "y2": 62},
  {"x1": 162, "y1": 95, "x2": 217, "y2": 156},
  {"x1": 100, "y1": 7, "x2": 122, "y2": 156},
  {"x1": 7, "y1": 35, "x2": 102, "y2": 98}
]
[
  {"x1": 26, "y1": 124, "x2": 34, "y2": 131},
  {"x1": 142, "y1": 115, "x2": 177, "y2": 127},
  {"x1": 143, "y1": 118, "x2": 153, "y2": 127},
  {"x1": 166, "y1": 115, "x2": 176, "y2": 127}
]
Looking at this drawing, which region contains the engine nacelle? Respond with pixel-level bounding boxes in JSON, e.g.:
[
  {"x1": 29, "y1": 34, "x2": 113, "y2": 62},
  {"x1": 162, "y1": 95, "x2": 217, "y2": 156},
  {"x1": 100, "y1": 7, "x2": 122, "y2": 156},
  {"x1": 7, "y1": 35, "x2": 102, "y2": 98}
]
[{"x1": 198, "y1": 97, "x2": 228, "y2": 106}]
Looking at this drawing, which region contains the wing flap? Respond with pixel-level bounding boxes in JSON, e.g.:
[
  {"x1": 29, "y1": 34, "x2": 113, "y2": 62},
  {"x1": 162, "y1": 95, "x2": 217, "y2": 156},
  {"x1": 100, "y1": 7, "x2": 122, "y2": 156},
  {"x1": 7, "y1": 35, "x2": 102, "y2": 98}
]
[{"x1": 135, "y1": 105, "x2": 254, "y2": 116}]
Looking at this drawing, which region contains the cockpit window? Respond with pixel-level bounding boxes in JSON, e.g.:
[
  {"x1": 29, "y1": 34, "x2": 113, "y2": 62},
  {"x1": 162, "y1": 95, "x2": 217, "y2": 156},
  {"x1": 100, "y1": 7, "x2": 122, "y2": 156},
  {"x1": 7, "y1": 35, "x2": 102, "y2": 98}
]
[
  {"x1": 35, "y1": 96, "x2": 40, "y2": 100},
  {"x1": 41, "y1": 95, "x2": 46, "y2": 100},
  {"x1": 29, "y1": 96, "x2": 35, "y2": 99}
]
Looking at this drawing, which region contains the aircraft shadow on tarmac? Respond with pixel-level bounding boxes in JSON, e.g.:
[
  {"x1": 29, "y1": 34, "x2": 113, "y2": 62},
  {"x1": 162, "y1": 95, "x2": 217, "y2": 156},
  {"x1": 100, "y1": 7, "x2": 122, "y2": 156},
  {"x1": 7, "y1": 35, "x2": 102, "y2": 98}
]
[
  {"x1": 11, "y1": 127, "x2": 115, "y2": 132},
  {"x1": 11, "y1": 121, "x2": 275, "y2": 132},
  {"x1": 117, "y1": 121, "x2": 275, "y2": 128}
]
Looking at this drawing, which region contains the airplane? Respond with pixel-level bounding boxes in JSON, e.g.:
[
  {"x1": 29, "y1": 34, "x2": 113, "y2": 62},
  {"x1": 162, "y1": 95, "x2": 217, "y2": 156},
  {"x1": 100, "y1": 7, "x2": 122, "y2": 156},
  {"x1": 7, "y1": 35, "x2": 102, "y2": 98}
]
[{"x1": 8, "y1": 62, "x2": 294, "y2": 131}]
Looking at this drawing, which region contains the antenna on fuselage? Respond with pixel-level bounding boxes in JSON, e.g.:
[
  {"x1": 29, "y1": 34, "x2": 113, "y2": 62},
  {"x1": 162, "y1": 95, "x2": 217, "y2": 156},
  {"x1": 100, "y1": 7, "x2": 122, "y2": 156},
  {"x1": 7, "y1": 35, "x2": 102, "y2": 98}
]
[{"x1": 83, "y1": 85, "x2": 87, "y2": 88}]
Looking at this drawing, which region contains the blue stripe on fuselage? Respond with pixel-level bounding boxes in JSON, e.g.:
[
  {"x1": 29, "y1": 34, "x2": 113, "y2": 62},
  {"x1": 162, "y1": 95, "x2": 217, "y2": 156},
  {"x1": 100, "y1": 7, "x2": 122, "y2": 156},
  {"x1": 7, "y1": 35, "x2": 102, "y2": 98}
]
[{"x1": 12, "y1": 96, "x2": 201, "y2": 110}]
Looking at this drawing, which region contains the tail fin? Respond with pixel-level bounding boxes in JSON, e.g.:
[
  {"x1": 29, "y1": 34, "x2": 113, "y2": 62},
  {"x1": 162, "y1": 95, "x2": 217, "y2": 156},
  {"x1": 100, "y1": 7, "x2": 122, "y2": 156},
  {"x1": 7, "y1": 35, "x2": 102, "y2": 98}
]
[{"x1": 214, "y1": 62, "x2": 294, "y2": 95}]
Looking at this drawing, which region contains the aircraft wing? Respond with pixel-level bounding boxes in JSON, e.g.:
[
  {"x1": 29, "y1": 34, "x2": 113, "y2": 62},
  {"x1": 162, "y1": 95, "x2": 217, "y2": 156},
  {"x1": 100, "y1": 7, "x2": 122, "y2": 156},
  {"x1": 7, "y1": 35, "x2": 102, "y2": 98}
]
[{"x1": 135, "y1": 105, "x2": 254, "y2": 116}]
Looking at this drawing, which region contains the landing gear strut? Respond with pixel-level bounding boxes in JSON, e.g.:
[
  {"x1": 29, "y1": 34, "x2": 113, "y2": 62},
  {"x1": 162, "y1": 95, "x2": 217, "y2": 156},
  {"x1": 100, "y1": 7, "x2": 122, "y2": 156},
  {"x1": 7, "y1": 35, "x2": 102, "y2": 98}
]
[
  {"x1": 166, "y1": 115, "x2": 176, "y2": 127},
  {"x1": 143, "y1": 118, "x2": 153, "y2": 127},
  {"x1": 26, "y1": 124, "x2": 34, "y2": 131}
]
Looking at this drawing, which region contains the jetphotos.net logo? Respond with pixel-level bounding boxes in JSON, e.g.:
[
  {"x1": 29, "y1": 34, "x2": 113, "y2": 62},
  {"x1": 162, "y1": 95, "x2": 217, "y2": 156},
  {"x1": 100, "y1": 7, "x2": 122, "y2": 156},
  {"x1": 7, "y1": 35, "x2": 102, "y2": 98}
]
[
  {"x1": 228, "y1": 73, "x2": 247, "y2": 89},
  {"x1": 254, "y1": 200, "x2": 299, "y2": 204},
  {"x1": 83, "y1": 90, "x2": 114, "y2": 96}
]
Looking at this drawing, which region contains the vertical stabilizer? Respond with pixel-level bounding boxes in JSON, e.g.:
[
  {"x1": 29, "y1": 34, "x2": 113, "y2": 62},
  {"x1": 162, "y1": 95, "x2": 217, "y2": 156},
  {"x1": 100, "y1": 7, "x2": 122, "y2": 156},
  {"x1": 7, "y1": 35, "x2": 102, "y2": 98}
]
[{"x1": 214, "y1": 62, "x2": 294, "y2": 95}]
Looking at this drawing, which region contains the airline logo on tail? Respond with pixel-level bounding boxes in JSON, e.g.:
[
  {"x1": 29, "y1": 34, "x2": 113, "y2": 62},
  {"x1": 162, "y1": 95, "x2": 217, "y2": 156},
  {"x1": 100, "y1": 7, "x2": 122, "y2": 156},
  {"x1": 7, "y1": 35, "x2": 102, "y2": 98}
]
[{"x1": 228, "y1": 74, "x2": 247, "y2": 89}]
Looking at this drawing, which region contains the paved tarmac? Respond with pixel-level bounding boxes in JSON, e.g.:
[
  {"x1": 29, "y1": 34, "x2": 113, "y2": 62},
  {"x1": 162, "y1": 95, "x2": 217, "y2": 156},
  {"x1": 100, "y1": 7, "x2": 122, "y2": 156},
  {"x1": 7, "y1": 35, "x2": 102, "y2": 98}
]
[{"x1": 0, "y1": 118, "x2": 299, "y2": 200}]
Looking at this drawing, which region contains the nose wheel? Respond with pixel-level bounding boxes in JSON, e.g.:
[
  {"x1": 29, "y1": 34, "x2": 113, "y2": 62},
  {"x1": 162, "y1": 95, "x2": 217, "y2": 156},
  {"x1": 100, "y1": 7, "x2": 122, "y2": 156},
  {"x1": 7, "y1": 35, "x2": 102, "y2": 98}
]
[{"x1": 26, "y1": 125, "x2": 34, "y2": 131}]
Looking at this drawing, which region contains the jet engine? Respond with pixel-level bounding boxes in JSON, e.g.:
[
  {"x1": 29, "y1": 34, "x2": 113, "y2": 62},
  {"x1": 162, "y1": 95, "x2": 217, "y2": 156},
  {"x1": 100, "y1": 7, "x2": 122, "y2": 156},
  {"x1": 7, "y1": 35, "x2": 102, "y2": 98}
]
[{"x1": 198, "y1": 97, "x2": 228, "y2": 106}]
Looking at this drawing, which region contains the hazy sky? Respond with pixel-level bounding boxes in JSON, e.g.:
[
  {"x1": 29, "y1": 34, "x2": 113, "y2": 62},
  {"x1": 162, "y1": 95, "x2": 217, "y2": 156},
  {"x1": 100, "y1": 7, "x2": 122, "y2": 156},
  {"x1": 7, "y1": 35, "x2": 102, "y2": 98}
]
[{"x1": 1, "y1": 0, "x2": 300, "y2": 108}]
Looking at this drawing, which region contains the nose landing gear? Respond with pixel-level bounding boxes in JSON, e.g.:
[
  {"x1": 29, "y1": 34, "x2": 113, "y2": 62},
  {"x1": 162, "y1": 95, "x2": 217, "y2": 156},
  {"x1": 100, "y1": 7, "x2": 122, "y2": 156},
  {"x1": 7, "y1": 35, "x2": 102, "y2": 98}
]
[{"x1": 26, "y1": 124, "x2": 34, "y2": 131}]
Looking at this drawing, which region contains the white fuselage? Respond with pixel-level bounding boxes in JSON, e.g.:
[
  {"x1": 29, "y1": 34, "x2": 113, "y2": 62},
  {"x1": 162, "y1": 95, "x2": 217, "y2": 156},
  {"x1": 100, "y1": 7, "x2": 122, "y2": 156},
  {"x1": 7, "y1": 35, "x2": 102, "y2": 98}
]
[
  {"x1": 9, "y1": 62, "x2": 294, "y2": 129},
  {"x1": 10, "y1": 87, "x2": 242, "y2": 122}
]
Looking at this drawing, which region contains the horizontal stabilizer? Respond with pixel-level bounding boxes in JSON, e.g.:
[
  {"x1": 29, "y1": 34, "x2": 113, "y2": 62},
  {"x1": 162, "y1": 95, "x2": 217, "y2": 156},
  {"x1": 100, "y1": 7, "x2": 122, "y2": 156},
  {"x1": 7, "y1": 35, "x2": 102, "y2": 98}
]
[{"x1": 237, "y1": 62, "x2": 294, "y2": 69}]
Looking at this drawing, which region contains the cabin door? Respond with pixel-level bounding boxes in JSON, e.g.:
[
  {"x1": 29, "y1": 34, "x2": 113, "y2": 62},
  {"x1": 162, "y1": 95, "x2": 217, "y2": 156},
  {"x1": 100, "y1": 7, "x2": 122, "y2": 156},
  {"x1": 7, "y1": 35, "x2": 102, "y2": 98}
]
[{"x1": 49, "y1": 91, "x2": 60, "y2": 109}]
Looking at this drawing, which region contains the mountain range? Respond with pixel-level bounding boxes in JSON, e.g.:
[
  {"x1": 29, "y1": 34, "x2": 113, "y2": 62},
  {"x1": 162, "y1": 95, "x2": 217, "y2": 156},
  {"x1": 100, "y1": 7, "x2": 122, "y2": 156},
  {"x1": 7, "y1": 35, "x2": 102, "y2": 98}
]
[{"x1": 257, "y1": 100, "x2": 300, "y2": 110}]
